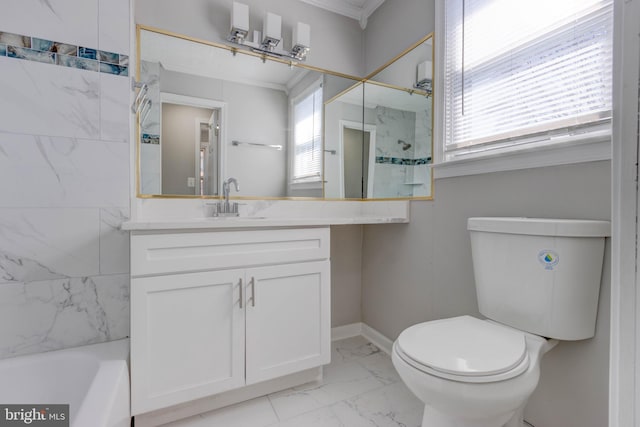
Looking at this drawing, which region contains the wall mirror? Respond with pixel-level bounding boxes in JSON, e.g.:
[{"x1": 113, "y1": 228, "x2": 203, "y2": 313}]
[
  {"x1": 136, "y1": 26, "x2": 433, "y2": 200},
  {"x1": 137, "y1": 25, "x2": 358, "y2": 198},
  {"x1": 323, "y1": 35, "x2": 433, "y2": 199}
]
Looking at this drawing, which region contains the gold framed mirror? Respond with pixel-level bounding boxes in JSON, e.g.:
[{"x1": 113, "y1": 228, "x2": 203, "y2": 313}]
[{"x1": 135, "y1": 25, "x2": 433, "y2": 200}]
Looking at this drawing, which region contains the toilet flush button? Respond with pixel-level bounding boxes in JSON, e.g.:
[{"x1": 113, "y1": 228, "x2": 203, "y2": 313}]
[{"x1": 537, "y1": 249, "x2": 560, "y2": 270}]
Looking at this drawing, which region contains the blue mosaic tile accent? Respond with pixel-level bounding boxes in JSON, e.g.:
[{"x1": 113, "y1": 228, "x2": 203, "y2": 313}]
[
  {"x1": 33, "y1": 38, "x2": 77, "y2": 56},
  {"x1": 414, "y1": 158, "x2": 431, "y2": 165},
  {"x1": 376, "y1": 156, "x2": 432, "y2": 165},
  {"x1": 100, "y1": 62, "x2": 128, "y2": 76},
  {"x1": 78, "y1": 47, "x2": 97, "y2": 60},
  {"x1": 8, "y1": 46, "x2": 55, "y2": 64},
  {"x1": 31, "y1": 37, "x2": 53, "y2": 51},
  {"x1": 98, "y1": 50, "x2": 119, "y2": 64},
  {"x1": 141, "y1": 134, "x2": 160, "y2": 145},
  {"x1": 58, "y1": 53, "x2": 98, "y2": 72},
  {"x1": 0, "y1": 32, "x2": 30, "y2": 47},
  {"x1": 0, "y1": 30, "x2": 128, "y2": 77}
]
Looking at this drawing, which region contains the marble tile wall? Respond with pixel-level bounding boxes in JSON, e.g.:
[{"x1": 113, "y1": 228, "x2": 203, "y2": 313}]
[
  {"x1": 372, "y1": 105, "x2": 432, "y2": 198},
  {"x1": 0, "y1": 0, "x2": 131, "y2": 359},
  {"x1": 373, "y1": 106, "x2": 415, "y2": 198}
]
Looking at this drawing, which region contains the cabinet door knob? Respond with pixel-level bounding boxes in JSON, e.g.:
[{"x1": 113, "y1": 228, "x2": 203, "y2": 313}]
[
  {"x1": 239, "y1": 278, "x2": 243, "y2": 309},
  {"x1": 250, "y1": 277, "x2": 256, "y2": 307}
]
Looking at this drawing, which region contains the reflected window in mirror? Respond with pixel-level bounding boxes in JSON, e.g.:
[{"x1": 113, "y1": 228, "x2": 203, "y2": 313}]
[{"x1": 290, "y1": 78, "x2": 323, "y2": 194}]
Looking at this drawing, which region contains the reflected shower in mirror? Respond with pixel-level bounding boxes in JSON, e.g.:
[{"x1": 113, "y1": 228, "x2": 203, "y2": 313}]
[{"x1": 323, "y1": 35, "x2": 433, "y2": 199}]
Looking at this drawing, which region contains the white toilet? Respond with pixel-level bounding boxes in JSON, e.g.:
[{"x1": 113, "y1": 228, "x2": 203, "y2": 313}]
[{"x1": 392, "y1": 217, "x2": 610, "y2": 427}]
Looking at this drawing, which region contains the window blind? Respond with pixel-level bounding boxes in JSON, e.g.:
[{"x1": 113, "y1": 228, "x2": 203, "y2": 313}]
[
  {"x1": 444, "y1": 0, "x2": 613, "y2": 159},
  {"x1": 293, "y1": 85, "x2": 323, "y2": 182}
]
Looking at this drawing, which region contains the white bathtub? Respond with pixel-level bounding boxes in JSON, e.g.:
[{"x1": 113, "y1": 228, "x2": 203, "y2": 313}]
[{"x1": 0, "y1": 339, "x2": 130, "y2": 427}]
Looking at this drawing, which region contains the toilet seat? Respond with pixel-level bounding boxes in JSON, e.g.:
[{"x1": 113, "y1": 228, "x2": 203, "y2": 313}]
[{"x1": 395, "y1": 316, "x2": 530, "y2": 383}]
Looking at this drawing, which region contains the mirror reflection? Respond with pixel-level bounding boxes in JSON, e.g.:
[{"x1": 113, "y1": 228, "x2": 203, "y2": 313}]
[
  {"x1": 323, "y1": 36, "x2": 433, "y2": 199},
  {"x1": 137, "y1": 26, "x2": 433, "y2": 199},
  {"x1": 138, "y1": 26, "x2": 358, "y2": 198}
]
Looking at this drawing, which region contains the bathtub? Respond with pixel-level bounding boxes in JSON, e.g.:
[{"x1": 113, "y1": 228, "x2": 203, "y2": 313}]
[{"x1": 0, "y1": 339, "x2": 130, "y2": 427}]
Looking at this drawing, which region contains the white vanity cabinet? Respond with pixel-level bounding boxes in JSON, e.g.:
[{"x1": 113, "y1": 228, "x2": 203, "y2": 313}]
[{"x1": 129, "y1": 227, "x2": 331, "y2": 416}]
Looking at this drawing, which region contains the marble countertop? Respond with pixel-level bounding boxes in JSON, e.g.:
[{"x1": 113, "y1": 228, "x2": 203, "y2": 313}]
[
  {"x1": 124, "y1": 199, "x2": 412, "y2": 231},
  {"x1": 121, "y1": 215, "x2": 409, "y2": 231}
]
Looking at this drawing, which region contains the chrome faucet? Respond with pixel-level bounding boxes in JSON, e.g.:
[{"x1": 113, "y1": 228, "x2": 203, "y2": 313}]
[{"x1": 217, "y1": 177, "x2": 240, "y2": 216}]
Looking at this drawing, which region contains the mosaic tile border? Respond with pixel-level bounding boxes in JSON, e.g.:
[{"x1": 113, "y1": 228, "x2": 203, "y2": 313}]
[
  {"x1": 141, "y1": 134, "x2": 160, "y2": 145},
  {"x1": 0, "y1": 31, "x2": 128, "y2": 77},
  {"x1": 376, "y1": 156, "x2": 432, "y2": 165}
]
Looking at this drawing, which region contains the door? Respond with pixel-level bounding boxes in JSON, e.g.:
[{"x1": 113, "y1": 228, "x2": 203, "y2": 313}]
[
  {"x1": 244, "y1": 261, "x2": 331, "y2": 385},
  {"x1": 207, "y1": 110, "x2": 219, "y2": 196},
  {"x1": 130, "y1": 269, "x2": 245, "y2": 415}
]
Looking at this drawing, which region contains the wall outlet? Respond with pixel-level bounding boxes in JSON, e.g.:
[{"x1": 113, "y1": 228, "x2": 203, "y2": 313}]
[{"x1": 187, "y1": 177, "x2": 195, "y2": 187}]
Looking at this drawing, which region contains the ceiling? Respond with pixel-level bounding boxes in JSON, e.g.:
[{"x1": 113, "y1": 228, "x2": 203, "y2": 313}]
[{"x1": 297, "y1": 0, "x2": 386, "y2": 29}]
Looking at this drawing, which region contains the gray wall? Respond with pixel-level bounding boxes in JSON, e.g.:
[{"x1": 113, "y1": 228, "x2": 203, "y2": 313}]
[
  {"x1": 330, "y1": 225, "x2": 363, "y2": 327},
  {"x1": 363, "y1": 0, "x2": 435, "y2": 75},
  {"x1": 135, "y1": 0, "x2": 364, "y2": 76}
]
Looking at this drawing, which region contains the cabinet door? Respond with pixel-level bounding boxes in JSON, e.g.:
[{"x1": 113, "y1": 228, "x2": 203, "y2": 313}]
[
  {"x1": 245, "y1": 261, "x2": 331, "y2": 385},
  {"x1": 131, "y1": 269, "x2": 245, "y2": 415}
]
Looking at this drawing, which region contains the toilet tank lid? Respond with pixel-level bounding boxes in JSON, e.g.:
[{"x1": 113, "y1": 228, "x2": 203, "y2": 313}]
[{"x1": 467, "y1": 217, "x2": 610, "y2": 237}]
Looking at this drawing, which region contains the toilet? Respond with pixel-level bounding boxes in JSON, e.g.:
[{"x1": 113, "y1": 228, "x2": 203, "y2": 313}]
[{"x1": 392, "y1": 217, "x2": 610, "y2": 427}]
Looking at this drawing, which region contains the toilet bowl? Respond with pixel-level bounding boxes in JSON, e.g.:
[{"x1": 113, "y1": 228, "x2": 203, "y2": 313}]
[{"x1": 391, "y1": 316, "x2": 557, "y2": 427}]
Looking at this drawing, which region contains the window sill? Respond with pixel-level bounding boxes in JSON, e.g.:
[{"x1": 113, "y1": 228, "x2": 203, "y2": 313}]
[
  {"x1": 289, "y1": 181, "x2": 323, "y2": 191},
  {"x1": 432, "y1": 136, "x2": 611, "y2": 179}
]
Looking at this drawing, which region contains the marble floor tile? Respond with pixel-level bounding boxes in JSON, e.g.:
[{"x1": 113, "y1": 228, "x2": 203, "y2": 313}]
[
  {"x1": 266, "y1": 406, "x2": 345, "y2": 427},
  {"x1": 331, "y1": 382, "x2": 423, "y2": 427},
  {"x1": 162, "y1": 337, "x2": 422, "y2": 427},
  {"x1": 354, "y1": 351, "x2": 402, "y2": 386},
  {"x1": 330, "y1": 335, "x2": 381, "y2": 364},
  {"x1": 162, "y1": 397, "x2": 279, "y2": 427},
  {"x1": 268, "y1": 360, "x2": 386, "y2": 421}
]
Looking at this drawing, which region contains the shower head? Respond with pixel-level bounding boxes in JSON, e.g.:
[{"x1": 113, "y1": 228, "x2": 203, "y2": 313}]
[{"x1": 398, "y1": 140, "x2": 412, "y2": 151}]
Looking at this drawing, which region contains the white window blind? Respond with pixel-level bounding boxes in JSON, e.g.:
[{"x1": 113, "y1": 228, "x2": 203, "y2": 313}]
[
  {"x1": 292, "y1": 85, "x2": 322, "y2": 182},
  {"x1": 444, "y1": 0, "x2": 613, "y2": 159}
]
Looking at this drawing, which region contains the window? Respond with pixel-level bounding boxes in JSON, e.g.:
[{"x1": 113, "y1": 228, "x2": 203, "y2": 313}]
[
  {"x1": 291, "y1": 83, "x2": 323, "y2": 183},
  {"x1": 443, "y1": 0, "x2": 613, "y2": 161}
]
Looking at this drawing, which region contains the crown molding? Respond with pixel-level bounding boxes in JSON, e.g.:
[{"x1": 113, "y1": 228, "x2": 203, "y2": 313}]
[{"x1": 298, "y1": 0, "x2": 386, "y2": 29}]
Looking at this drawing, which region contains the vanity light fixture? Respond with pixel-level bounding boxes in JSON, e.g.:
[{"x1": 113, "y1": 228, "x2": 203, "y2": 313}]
[
  {"x1": 229, "y1": 1, "x2": 250, "y2": 44},
  {"x1": 226, "y1": 1, "x2": 311, "y2": 61},
  {"x1": 415, "y1": 60, "x2": 433, "y2": 95}
]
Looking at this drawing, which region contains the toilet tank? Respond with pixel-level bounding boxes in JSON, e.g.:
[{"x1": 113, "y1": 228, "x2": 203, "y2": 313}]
[{"x1": 468, "y1": 217, "x2": 610, "y2": 340}]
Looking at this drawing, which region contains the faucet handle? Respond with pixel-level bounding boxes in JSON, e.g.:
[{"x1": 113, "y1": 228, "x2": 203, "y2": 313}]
[{"x1": 205, "y1": 202, "x2": 220, "y2": 216}]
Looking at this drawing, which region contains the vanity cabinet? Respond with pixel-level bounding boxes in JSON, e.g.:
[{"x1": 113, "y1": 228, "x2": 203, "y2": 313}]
[{"x1": 129, "y1": 227, "x2": 331, "y2": 415}]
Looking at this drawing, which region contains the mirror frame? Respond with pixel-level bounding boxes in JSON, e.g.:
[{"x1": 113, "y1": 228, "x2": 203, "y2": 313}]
[{"x1": 135, "y1": 24, "x2": 434, "y2": 201}]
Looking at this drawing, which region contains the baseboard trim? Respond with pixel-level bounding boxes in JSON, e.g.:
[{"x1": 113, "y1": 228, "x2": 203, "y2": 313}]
[
  {"x1": 331, "y1": 322, "x2": 363, "y2": 341},
  {"x1": 331, "y1": 323, "x2": 394, "y2": 355},
  {"x1": 361, "y1": 323, "x2": 394, "y2": 355}
]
